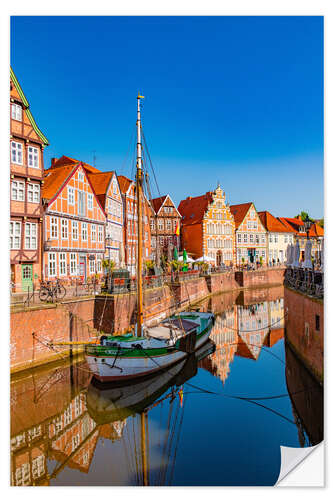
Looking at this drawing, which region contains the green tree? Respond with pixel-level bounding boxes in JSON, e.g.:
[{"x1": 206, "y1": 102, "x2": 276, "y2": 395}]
[
  {"x1": 318, "y1": 218, "x2": 324, "y2": 228},
  {"x1": 294, "y1": 211, "x2": 314, "y2": 223}
]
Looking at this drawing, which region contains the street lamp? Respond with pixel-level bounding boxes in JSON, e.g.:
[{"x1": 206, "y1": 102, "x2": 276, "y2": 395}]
[{"x1": 304, "y1": 215, "x2": 312, "y2": 240}]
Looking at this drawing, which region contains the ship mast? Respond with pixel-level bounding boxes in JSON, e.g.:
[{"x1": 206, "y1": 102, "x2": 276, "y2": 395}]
[{"x1": 136, "y1": 93, "x2": 144, "y2": 337}]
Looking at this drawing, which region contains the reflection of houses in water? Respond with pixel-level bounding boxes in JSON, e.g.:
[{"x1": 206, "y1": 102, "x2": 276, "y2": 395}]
[
  {"x1": 264, "y1": 297, "x2": 285, "y2": 347},
  {"x1": 236, "y1": 302, "x2": 269, "y2": 360},
  {"x1": 99, "y1": 420, "x2": 127, "y2": 442},
  {"x1": 48, "y1": 392, "x2": 99, "y2": 474},
  {"x1": 201, "y1": 307, "x2": 238, "y2": 384},
  {"x1": 10, "y1": 361, "x2": 118, "y2": 485}
]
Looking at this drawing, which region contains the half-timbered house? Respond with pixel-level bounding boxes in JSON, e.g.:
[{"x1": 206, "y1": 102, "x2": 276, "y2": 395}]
[
  {"x1": 87, "y1": 171, "x2": 124, "y2": 265},
  {"x1": 150, "y1": 195, "x2": 181, "y2": 262},
  {"x1": 118, "y1": 175, "x2": 151, "y2": 276},
  {"x1": 10, "y1": 68, "x2": 49, "y2": 292},
  {"x1": 42, "y1": 159, "x2": 106, "y2": 281},
  {"x1": 230, "y1": 202, "x2": 267, "y2": 265}
]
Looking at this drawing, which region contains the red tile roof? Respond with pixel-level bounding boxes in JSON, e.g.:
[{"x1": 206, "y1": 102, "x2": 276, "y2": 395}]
[
  {"x1": 258, "y1": 211, "x2": 293, "y2": 233},
  {"x1": 50, "y1": 155, "x2": 100, "y2": 174},
  {"x1": 151, "y1": 195, "x2": 167, "y2": 214},
  {"x1": 178, "y1": 192, "x2": 214, "y2": 225},
  {"x1": 43, "y1": 164, "x2": 77, "y2": 200},
  {"x1": 87, "y1": 171, "x2": 115, "y2": 196},
  {"x1": 308, "y1": 223, "x2": 324, "y2": 237},
  {"x1": 118, "y1": 175, "x2": 133, "y2": 195},
  {"x1": 229, "y1": 202, "x2": 252, "y2": 229}
]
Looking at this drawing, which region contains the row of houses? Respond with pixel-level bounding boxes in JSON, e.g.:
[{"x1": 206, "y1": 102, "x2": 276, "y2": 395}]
[{"x1": 10, "y1": 68, "x2": 324, "y2": 292}]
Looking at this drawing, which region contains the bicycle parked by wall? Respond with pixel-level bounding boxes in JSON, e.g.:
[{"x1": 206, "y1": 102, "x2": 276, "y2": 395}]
[{"x1": 39, "y1": 278, "x2": 66, "y2": 302}]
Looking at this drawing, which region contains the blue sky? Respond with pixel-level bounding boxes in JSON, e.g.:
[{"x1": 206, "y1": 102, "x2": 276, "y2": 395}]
[{"x1": 10, "y1": 16, "x2": 323, "y2": 218}]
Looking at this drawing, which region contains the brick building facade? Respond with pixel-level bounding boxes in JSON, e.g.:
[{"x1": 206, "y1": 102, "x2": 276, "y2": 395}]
[
  {"x1": 150, "y1": 194, "x2": 181, "y2": 262},
  {"x1": 178, "y1": 185, "x2": 235, "y2": 266},
  {"x1": 10, "y1": 68, "x2": 49, "y2": 292}
]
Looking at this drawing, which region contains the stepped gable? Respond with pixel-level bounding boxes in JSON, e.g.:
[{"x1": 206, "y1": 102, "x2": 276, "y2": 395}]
[
  {"x1": 229, "y1": 202, "x2": 253, "y2": 229},
  {"x1": 178, "y1": 192, "x2": 213, "y2": 225}
]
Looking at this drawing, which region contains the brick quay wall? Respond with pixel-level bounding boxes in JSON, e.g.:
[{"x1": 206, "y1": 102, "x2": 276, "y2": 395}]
[
  {"x1": 10, "y1": 268, "x2": 285, "y2": 374},
  {"x1": 284, "y1": 286, "x2": 323, "y2": 384}
]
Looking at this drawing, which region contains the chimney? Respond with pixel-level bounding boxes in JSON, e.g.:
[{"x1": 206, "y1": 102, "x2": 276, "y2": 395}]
[{"x1": 51, "y1": 158, "x2": 58, "y2": 167}]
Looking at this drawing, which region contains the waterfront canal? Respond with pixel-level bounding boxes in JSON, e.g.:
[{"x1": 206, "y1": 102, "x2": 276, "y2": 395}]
[{"x1": 10, "y1": 285, "x2": 323, "y2": 486}]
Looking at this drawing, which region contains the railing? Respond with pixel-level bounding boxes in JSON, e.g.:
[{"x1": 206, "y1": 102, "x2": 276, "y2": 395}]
[
  {"x1": 284, "y1": 267, "x2": 324, "y2": 299},
  {"x1": 11, "y1": 277, "x2": 102, "y2": 307}
]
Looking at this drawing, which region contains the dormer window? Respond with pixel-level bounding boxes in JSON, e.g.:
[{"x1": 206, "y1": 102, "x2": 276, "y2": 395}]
[{"x1": 11, "y1": 103, "x2": 22, "y2": 121}]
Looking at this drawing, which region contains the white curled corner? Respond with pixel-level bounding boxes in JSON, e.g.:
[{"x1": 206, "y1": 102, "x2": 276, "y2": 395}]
[{"x1": 276, "y1": 442, "x2": 324, "y2": 486}]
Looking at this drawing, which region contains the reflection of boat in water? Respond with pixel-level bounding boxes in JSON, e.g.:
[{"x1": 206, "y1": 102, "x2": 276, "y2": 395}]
[
  {"x1": 87, "y1": 339, "x2": 215, "y2": 485},
  {"x1": 285, "y1": 342, "x2": 323, "y2": 446},
  {"x1": 87, "y1": 340, "x2": 215, "y2": 425}
]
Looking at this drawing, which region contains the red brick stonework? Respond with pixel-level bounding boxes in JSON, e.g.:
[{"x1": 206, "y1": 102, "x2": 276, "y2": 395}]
[
  {"x1": 10, "y1": 298, "x2": 95, "y2": 373},
  {"x1": 284, "y1": 287, "x2": 323, "y2": 383}
]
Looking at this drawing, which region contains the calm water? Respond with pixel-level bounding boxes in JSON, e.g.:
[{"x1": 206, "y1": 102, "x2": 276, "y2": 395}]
[{"x1": 10, "y1": 286, "x2": 323, "y2": 486}]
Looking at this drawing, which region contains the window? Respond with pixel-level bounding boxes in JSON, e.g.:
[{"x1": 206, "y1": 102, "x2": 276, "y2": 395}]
[
  {"x1": 11, "y1": 103, "x2": 22, "y2": 121},
  {"x1": 72, "y1": 221, "x2": 78, "y2": 240},
  {"x1": 150, "y1": 219, "x2": 155, "y2": 230},
  {"x1": 151, "y1": 236, "x2": 156, "y2": 248},
  {"x1": 98, "y1": 226, "x2": 103, "y2": 242},
  {"x1": 249, "y1": 234, "x2": 254, "y2": 243},
  {"x1": 82, "y1": 222, "x2": 88, "y2": 241},
  {"x1": 61, "y1": 219, "x2": 68, "y2": 239},
  {"x1": 274, "y1": 235, "x2": 278, "y2": 243},
  {"x1": 48, "y1": 253, "x2": 56, "y2": 277},
  {"x1": 11, "y1": 180, "x2": 25, "y2": 201},
  {"x1": 237, "y1": 233, "x2": 242, "y2": 243},
  {"x1": 91, "y1": 224, "x2": 96, "y2": 241},
  {"x1": 87, "y1": 193, "x2": 93, "y2": 210},
  {"x1": 28, "y1": 146, "x2": 39, "y2": 168},
  {"x1": 250, "y1": 210, "x2": 255, "y2": 218},
  {"x1": 70, "y1": 253, "x2": 77, "y2": 275},
  {"x1": 261, "y1": 235, "x2": 265, "y2": 243},
  {"x1": 10, "y1": 221, "x2": 21, "y2": 249},
  {"x1": 59, "y1": 253, "x2": 66, "y2": 275},
  {"x1": 89, "y1": 257, "x2": 95, "y2": 274},
  {"x1": 96, "y1": 257, "x2": 102, "y2": 273},
  {"x1": 50, "y1": 217, "x2": 58, "y2": 239},
  {"x1": 78, "y1": 191, "x2": 86, "y2": 216},
  {"x1": 269, "y1": 235, "x2": 273, "y2": 243},
  {"x1": 158, "y1": 219, "x2": 164, "y2": 231},
  {"x1": 27, "y1": 183, "x2": 40, "y2": 203},
  {"x1": 11, "y1": 141, "x2": 23, "y2": 164},
  {"x1": 315, "y1": 314, "x2": 320, "y2": 331},
  {"x1": 247, "y1": 221, "x2": 252, "y2": 230},
  {"x1": 243, "y1": 233, "x2": 248, "y2": 243},
  {"x1": 166, "y1": 219, "x2": 171, "y2": 230},
  {"x1": 261, "y1": 250, "x2": 266, "y2": 257},
  {"x1": 68, "y1": 186, "x2": 75, "y2": 205},
  {"x1": 284, "y1": 235, "x2": 288, "y2": 243},
  {"x1": 25, "y1": 222, "x2": 37, "y2": 249},
  {"x1": 78, "y1": 171, "x2": 84, "y2": 182}
]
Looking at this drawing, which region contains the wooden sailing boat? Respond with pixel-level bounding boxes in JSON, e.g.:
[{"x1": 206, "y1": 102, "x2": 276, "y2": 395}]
[
  {"x1": 86, "y1": 341, "x2": 215, "y2": 486},
  {"x1": 85, "y1": 94, "x2": 214, "y2": 382}
]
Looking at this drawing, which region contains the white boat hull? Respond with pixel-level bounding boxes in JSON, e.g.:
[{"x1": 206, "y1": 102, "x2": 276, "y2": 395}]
[{"x1": 86, "y1": 326, "x2": 211, "y2": 382}]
